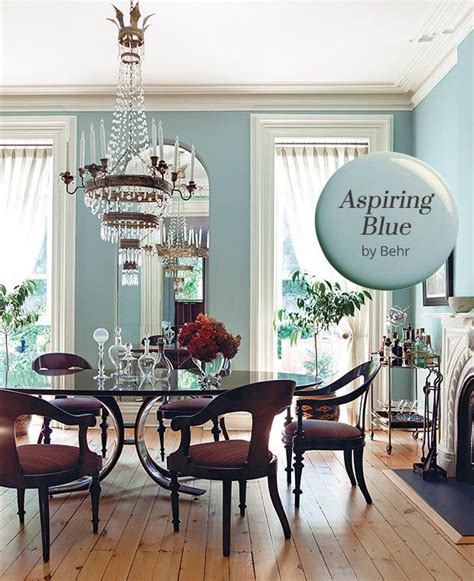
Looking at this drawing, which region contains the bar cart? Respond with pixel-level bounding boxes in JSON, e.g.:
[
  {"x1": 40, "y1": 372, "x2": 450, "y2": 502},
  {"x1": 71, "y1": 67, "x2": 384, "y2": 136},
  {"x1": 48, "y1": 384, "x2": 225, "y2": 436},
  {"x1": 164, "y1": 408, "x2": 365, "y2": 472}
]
[{"x1": 370, "y1": 351, "x2": 441, "y2": 455}]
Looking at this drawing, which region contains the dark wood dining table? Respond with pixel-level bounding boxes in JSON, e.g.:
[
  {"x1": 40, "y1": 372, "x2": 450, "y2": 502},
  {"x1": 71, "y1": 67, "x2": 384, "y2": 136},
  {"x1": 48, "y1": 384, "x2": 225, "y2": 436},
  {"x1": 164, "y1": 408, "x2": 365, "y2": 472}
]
[{"x1": 2, "y1": 369, "x2": 321, "y2": 497}]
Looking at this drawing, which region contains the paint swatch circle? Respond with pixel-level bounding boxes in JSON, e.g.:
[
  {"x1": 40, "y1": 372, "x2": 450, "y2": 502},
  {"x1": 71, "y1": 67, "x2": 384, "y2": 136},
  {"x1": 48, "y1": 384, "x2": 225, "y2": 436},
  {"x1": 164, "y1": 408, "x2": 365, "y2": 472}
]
[{"x1": 315, "y1": 152, "x2": 458, "y2": 290}]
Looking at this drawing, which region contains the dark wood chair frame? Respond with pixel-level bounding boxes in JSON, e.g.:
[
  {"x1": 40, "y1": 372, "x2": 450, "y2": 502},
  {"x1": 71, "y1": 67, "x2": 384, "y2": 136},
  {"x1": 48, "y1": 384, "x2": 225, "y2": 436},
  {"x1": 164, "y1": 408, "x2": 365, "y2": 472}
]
[
  {"x1": 156, "y1": 358, "x2": 229, "y2": 461},
  {"x1": 0, "y1": 389, "x2": 102, "y2": 562},
  {"x1": 167, "y1": 379, "x2": 296, "y2": 556},
  {"x1": 283, "y1": 360, "x2": 381, "y2": 508},
  {"x1": 32, "y1": 353, "x2": 109, "y2": 459}
]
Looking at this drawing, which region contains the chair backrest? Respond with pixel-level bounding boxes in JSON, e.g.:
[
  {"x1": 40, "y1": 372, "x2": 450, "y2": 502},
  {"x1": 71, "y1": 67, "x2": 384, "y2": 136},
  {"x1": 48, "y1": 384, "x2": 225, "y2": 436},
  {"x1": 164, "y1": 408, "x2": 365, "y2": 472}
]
[
  {"x1": 205, "y1": 380, "x2": 296, "y2": 466},
  {"x1": 32, "y1": 352, "x2": 91, "y2": 376},
  {"x1": 142, "y1": 335, "x2": 163, "y2": 346},
  {"x1": 297, "y1": 360, "x2": 381, "y2": 432}
]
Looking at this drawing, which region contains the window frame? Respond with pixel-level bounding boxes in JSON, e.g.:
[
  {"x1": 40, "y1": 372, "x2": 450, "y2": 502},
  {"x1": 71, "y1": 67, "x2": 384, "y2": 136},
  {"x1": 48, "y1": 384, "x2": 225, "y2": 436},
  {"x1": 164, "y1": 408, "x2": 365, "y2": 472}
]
[
  {"x1": 250, "y1": 114, "x2": 393, "y2": 371},
  {"x1": 0, "y1": 116, "x2": 76, "y2": 354}
]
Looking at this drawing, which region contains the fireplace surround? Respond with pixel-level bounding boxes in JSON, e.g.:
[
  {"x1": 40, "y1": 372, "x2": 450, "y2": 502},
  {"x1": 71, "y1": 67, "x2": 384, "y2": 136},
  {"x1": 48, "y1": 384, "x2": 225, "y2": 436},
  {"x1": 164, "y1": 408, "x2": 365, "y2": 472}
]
[{"x1": 439, "y1": 314, "x2": 474, "y2": 479}]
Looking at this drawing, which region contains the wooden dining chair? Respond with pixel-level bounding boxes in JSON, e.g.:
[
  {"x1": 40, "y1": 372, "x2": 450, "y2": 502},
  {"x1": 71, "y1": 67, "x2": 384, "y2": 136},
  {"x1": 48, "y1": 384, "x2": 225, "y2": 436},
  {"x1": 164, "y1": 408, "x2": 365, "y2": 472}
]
[
  {"x1": 0, "y1": 389, "x2": 102, "y2": 562},
  {"x1": 167, "y1": 379, "x2": 296, "y2": 556},
  {"x1": 156, "y1": 358, "x2": 229, "y2": 462},
  {"x1": 32, "y1": 353, "x2": 109, "y2": 458},
  {"x1": 283, "y1": 360, "x2": 381, "y2": 508}
]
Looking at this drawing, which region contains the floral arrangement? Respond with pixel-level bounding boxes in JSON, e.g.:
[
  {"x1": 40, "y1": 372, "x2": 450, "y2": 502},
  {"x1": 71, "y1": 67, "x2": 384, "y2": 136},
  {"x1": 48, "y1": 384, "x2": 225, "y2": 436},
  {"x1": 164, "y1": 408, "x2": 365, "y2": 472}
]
[{"x1": 178, "y1": 314, "x2": 241, "y2": 363}]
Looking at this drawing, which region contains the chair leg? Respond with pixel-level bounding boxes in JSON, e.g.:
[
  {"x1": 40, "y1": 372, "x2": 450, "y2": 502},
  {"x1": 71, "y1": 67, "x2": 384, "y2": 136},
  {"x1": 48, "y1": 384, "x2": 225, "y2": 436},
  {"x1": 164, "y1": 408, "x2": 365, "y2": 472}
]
[
  {"x1": 293, "y1": 447, "x2": 304, "y2": 509},
  {"x1": 99, "y1": 408, "x2": 109, "y2": 459},
  {"x1": 40, "y1": 418, "x2": 52, "y2": 445},
  {"x1": 354, "y1": 446, "x2": 372, "y2": 504},
  {"x1": 89, "y1": 471, "x2": 101, "y2": 533},
  {"x1": 170, "y1": 471, "x2": 180, "y2": 532},
  {"x1": 219, "y1": 417, "x2": 230, "y2": 440},
  {"x1": 344, "y1": 449, "x2": 357, "y2": 486},
  {"x1": 222, "y1": 480, "x2": 232, "y2": 557},
  {"x1": 17, "y1": 489, "x2": 25, "y2": 524},
  {"x1": 211, "y1": 417, "x2": 221, "y2": 442},
  {"x1": 285, "y1": 444, "x2": 293, "y2": 485},
  {"x1": 157, "y1": 410, "x2": 166, "y2": 462},
  {"x1": 38, "y1": 487, "x2": 50, "y2": 562},
  {"x1": 268, "y1": 473, "x2": 291, "y2": 539},
  {"x1": 238, "y1": 480, "x2": 247, "y2": 517}
]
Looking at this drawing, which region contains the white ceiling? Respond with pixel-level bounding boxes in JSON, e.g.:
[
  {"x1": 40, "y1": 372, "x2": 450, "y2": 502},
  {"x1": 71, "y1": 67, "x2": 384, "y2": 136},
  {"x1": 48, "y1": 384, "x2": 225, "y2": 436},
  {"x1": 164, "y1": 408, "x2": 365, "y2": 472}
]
[{"x1": 0, "y1": 0, "x2": 472, "y2": 109}]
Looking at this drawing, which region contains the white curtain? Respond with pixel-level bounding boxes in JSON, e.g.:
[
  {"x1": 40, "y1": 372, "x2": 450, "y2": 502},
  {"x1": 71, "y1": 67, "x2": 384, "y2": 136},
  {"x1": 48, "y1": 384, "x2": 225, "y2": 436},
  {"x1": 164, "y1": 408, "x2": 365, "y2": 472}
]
[
  {"x1": 140, "y1": 253, "x2": 163, "y2": 339},
  {"x1": 0, "y1": 147, "x2": 52, "y2": 290},
  {"x1": 275, "y1": 143, "x2": 381, "y2": 419}
]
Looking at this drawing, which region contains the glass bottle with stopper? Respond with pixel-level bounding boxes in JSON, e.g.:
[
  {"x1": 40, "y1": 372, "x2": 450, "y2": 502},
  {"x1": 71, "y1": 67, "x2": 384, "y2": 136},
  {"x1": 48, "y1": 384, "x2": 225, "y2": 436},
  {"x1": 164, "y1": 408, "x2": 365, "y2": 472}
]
[
  {"x1": 108, "y1": 327, "x2": 126, "y2": 376},
  {"x1": 154, "y1": 336, "x2": 173, "y2": 381},
  {"x1": 121, "y1": 342, "x2": 138, "y2": 380},
  {"x1": 138, "y1": 337, "x2": 156, "y2": 381},
  {"x1": 93, "y1": 327, "x2": 109, "y2": 380}
]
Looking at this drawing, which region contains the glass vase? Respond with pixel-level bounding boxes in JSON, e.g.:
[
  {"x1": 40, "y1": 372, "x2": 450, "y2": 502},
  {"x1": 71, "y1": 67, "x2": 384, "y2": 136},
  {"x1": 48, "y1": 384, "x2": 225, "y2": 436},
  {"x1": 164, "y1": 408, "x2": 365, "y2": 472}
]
[{"x1": 192, "y1": 353, "x2": 224, "y2": 387}]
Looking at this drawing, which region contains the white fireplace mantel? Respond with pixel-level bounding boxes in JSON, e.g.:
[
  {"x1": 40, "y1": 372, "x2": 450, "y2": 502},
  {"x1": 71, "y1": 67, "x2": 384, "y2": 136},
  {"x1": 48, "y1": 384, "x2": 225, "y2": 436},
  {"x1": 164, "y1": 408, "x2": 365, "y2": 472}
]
[{"x1": 438, "y1": 314, "x2": 474, "y2": 475}]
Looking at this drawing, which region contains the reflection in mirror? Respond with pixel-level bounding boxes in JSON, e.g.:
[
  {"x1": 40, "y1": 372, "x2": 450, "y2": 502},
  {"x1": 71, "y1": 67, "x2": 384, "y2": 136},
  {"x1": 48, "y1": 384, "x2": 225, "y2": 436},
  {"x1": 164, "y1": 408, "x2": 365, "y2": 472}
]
[{"x1": 117, "y1": 143, "x2": 209, "y2": 351}]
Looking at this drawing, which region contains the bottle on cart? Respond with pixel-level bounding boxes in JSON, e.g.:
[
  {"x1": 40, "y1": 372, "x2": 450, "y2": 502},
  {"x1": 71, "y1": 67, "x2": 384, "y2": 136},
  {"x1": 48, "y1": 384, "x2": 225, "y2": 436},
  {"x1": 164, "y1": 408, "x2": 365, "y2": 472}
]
[
  {"x1": 384, "y1": 335, "x2": 392, "y2": 361},
  {"x1": 391, "y1": 331, "x2": 402, "y2": 366},
  {"x1": 402, "y1": 327, "x2": 413, "y2": 366},
  {"x1": 414, "y1": 329, "x2": 428, "y2": 367},
  {"x1": 425, "y1": 334, "x2": 435, "y2": 366},
  {"x1": 379, "y1": 336, "x2": 386, "y2": 359}
]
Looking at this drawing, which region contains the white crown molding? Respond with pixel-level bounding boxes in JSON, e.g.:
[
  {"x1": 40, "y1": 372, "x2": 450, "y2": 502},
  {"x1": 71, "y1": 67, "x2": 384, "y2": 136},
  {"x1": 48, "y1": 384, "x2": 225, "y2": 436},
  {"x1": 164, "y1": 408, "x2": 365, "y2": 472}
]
[
  {"x1": 0, "y1": 85, "x2": 412, "y2": 112},
  {"x1": 399, "y1": 2, "x2": 473, "y2": 107}
]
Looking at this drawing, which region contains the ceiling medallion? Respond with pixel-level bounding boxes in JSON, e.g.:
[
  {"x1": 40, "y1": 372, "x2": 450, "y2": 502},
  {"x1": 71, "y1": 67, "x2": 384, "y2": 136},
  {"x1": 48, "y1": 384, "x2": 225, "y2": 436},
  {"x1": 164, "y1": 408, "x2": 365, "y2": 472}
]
[{"x1": 60, "y1": 1, "x2": 199, "y2": 234}]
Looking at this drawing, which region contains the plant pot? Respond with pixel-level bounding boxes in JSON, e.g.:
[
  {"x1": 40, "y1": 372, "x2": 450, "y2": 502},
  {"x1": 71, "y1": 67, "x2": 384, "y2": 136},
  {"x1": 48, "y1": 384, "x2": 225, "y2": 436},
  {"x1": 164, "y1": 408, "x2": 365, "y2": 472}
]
[
  {"x1": 298, "y1": 393, "x2": 340, "y2": 421},
  {"x1": 15, "y1": 414, "x2": 32, "y2": 437}
]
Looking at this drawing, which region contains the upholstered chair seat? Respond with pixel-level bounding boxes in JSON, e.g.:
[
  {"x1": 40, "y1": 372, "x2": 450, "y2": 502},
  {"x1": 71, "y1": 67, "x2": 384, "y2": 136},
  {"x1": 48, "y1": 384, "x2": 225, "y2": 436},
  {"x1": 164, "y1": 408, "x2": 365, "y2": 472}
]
[
  {"x1": 18, "y1": 444, "x2": 102, "y2": 475},
  {"x1": 284, "y1": 419, "x2": 362, "y2": 440},
  {"x1": 52, "y1": 397, "x2": 103, "y2": 412},
  {"x1": 160, "y1": 397, "x2": 211, "y2": 412},
  {"x1": 169, "y1": 439, "x2": 272, "y2": 470}
]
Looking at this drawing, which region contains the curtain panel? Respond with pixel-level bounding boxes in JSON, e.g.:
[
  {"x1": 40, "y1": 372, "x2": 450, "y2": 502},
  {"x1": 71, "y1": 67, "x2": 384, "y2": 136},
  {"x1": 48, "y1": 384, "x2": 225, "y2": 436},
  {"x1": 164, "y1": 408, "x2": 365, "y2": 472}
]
[
  {"x1": 275, "y1": 143, "x2": 386, "y2": 419},
  {"x1": 0, "y1": 147, "x2": 52, "y2": 290}
]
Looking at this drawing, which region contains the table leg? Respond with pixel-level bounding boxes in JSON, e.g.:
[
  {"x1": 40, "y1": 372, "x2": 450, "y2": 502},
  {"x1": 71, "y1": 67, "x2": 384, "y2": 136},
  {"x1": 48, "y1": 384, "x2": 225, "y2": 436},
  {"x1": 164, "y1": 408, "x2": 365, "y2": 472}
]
[
  {"x1": 134, "y1": 396, "x2": 206, "y2": 496},
  {"x1": 49, "y1": 396, "x2": 125, "y2": 495}
]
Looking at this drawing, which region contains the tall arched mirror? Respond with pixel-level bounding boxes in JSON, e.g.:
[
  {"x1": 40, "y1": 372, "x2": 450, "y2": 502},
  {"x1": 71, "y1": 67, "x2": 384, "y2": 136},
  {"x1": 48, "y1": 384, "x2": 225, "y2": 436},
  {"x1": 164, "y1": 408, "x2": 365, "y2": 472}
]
[{"x1": 117, "y1": 143, "x2": 209, "y2": 348}]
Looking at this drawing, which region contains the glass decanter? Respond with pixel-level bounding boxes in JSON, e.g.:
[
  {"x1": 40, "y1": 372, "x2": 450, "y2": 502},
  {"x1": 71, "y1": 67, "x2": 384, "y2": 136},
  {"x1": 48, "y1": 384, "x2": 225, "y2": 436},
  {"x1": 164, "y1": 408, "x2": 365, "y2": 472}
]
[
  {"x1": 154, "y1": 336, "x2": 173, "y2": 381},
  {"x1": 138, "y1": 338, "x2": 156, "y2": 380},
  {"x1": 108, "y1": 327, "x2": 126, "y2": 376},
  {"x1": 121, "y1": 342, "x2": 137, "y2": 381}
]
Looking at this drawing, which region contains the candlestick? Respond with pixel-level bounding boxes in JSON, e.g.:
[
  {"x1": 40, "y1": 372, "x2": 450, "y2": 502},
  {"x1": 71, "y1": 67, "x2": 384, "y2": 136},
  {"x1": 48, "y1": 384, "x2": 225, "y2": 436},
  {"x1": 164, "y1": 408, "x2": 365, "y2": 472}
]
[
  {"x1": 100, "y1": 119, "x2": 107, "y2": 158},
  {"x1": 151, "y1": 118, "x2": 157, "y2": 157},
  {"x1": 65, "y1": 140, "x2": 70, "y2": 170},
  {"x1": 174, "y1": 136, "x2": 179, "y2": 169},
  {"x1": 90, "y1": 123, "x2": 96, "y2": 163},
  {"x1": 80, "y1": 131, "x2": 85, "y2": 168},
  {"x1": 190, "y1": 145, "x2": 195, "y2": 181},
  {"x1": 206, "y1": 231, "x2": 209, "y2": 249},
  {"x1": 198, "y1": 228, "x2": 202, "y2": 247},
  {"x1": 158, "y1": 120, "x2": 164, "y2": 160}
]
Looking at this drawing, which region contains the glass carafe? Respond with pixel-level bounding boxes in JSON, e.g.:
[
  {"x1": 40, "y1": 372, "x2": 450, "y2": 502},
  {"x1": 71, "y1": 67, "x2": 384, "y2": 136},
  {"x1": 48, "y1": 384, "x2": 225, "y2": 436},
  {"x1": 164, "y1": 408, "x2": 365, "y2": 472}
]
[
  {"x1": 108, "y1": 327, "x2": 126, "y2": 376},
  {"x1": 138, "y1": 338, "x2": 156, "y2": 380},
  {"x1": 154, "y1": 336, "x2": 173, "y2": 381}
]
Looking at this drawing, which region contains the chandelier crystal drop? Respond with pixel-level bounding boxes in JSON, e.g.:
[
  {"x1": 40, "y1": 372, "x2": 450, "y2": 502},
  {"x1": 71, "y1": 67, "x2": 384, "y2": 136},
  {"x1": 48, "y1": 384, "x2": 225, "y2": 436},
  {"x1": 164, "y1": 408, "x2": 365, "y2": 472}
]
[
  {"x1": 118, "y1": 238, "x2": 142, "y2": 266},
  {"x1": 60, "y1": 1, "x2": 199, "y2": 241},
  {"x1": 121, "y1": 259, "x2": 139, "y2": 286}
]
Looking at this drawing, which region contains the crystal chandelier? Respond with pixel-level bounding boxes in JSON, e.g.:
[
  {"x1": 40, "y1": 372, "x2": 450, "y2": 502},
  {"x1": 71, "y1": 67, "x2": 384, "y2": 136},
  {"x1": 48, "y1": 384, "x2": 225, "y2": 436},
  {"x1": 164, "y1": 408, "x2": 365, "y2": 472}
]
[{"x1": 60, "y1": 2, "x2": 198, "y2": 237}]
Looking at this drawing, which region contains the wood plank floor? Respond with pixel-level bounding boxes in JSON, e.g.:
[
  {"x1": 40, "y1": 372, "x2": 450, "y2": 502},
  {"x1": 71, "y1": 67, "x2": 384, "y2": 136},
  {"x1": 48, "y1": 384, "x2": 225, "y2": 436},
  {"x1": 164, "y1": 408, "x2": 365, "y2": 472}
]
[{"x1": 1, "y1": 418, "x2": 473, "y2": 581}]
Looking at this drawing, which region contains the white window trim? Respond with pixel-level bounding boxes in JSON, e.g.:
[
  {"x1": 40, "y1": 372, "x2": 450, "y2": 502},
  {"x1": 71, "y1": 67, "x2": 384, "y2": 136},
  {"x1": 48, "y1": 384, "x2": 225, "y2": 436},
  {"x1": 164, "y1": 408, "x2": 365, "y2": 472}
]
[
  {"x1": 0, "y1": 115, "x2": 77, "y2": 355},
  {"x1": 250, "y1": 114, "x2": 393, "y2": 371}
]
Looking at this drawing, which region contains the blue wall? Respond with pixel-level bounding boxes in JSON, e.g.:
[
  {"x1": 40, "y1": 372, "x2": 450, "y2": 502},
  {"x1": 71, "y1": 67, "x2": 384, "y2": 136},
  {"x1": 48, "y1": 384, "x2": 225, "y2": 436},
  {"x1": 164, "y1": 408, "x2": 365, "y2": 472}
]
[
  {"x1": 412, "y1": 32, "x2": 474, "y2": 353},
  {"x1": 74, "y1": 110, "x2": 413, "y2": 366}
]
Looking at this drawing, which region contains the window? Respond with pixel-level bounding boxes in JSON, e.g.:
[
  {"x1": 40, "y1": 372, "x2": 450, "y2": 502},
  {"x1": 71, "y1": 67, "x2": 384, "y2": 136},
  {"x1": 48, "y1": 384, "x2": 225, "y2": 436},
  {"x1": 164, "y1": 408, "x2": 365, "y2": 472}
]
[
  {"x1": 275, "y1": 140, "x2": 369, "y2": 381},
  {"x1": 0, "y1": 145, "x2": 53, "y2": 374},
  {"x1": 175, "y1": 257, "x2": 204, "y2": 302}
]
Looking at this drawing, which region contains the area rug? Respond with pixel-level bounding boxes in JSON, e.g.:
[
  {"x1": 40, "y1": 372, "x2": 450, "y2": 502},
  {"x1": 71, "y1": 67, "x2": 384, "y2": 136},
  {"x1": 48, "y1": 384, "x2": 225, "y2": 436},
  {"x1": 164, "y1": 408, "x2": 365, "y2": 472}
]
[{"x1": 384, "y1": 469, "x2": 474, "y2": 544}]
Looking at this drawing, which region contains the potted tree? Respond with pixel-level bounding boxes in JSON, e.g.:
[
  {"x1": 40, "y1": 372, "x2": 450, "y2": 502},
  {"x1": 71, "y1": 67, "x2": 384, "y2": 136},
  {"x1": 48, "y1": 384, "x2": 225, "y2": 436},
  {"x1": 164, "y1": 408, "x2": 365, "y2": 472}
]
[
  {"x1": 0, "y1": 280, "x2": 40, "y2": 435},
  {"x1": 276, "y1": 270, "x2": 371, "y2": 419}
]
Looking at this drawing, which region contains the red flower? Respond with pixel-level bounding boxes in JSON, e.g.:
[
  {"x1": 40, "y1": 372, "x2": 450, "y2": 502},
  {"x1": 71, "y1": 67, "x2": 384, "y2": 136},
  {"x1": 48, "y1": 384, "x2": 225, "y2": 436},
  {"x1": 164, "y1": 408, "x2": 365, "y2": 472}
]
[{"x1": 178, "y1": 314, "x2": 240, "y2": 363}]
